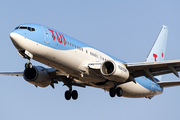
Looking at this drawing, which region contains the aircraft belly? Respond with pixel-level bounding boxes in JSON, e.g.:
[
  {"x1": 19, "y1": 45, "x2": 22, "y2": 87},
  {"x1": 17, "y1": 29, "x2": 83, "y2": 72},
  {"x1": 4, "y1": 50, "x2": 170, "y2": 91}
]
[
  {"x1": 118, "y1": 82, "x2": 161, "y2": 98},
  {"x1": 28, "y1": 42, "x2": 159, "y2": 97}
]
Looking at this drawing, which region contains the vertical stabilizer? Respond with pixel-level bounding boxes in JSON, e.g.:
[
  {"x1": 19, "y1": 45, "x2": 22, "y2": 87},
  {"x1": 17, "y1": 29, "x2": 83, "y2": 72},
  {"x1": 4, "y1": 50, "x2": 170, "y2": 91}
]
[{"x1": 145, "y1": 25, "x2": 168, "y2": 80}]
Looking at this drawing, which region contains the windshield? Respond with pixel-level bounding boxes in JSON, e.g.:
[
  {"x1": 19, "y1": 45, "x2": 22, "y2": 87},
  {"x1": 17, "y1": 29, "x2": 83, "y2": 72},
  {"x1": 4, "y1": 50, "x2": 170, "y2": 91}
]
[{"x1": 15, "y1": 26, "x2": 35, "y2": 32}]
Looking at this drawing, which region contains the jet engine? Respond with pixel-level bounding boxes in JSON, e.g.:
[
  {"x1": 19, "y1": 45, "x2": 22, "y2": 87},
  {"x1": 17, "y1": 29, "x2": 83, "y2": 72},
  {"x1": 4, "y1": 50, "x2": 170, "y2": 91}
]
[
  {"x1": 100, "y1": 60, "x2": 129, "y2": 82},
  {"x1": 23, "y1": 66, "x2": 51, "y2": 87}
]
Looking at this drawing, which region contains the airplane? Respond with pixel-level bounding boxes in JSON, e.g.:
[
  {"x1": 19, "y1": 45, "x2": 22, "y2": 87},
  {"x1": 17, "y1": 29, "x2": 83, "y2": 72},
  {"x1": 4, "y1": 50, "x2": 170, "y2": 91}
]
[{"x1": 1, "y1": 23, "x2": 180, "y2": 100}]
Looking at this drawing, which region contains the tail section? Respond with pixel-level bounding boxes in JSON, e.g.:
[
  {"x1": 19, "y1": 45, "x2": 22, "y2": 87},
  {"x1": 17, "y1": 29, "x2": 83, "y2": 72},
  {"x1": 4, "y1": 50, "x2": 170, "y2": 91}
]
[{"x1": 145, "y1": 25, "x2": 168, "y2": 80}]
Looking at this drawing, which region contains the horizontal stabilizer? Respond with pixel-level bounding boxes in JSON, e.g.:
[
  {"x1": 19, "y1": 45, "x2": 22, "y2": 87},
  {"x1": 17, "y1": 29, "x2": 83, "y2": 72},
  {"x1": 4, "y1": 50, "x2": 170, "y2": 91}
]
[{"x1": 158, "y1": 81, "x2": 180, "y2": 87}]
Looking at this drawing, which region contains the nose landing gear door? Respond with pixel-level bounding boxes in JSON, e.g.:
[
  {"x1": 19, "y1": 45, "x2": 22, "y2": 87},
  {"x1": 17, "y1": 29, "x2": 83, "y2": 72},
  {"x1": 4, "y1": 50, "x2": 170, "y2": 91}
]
[{"x1": 41, "y1": 26, "x2": 50, "y2": 44}]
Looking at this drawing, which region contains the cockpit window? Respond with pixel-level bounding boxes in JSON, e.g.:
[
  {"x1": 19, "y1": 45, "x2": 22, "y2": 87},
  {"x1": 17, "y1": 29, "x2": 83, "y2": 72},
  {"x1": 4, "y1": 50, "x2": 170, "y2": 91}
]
[{"x1": 15, "y1": 26, "x2": 35, "y2": 32}]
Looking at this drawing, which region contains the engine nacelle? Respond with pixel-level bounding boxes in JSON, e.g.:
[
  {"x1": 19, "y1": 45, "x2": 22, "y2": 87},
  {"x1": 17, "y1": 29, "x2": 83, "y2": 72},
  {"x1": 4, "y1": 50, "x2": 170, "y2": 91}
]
[
  {"x1": 23, "y1": 66, "x2": 51, "y2": 87},
  {"x1": 100, "y1": 60, "x2": 129, "y2": 82}
]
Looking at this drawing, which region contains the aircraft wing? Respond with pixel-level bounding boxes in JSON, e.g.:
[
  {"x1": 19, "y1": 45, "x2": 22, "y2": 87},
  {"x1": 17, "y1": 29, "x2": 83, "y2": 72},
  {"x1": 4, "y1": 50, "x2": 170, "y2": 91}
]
[
  {"x1": 125, "y1": 60, "x2": 180, "y2": 82},
  {"x1": 0, "y1": 68, "x2": 87, "y2": 88},
  {"x1": 0, "y1": 71, "x2": 23, "y2": 76},
  {"x1": 0, "y1": 68, "x2": 66, "y2": 77}
]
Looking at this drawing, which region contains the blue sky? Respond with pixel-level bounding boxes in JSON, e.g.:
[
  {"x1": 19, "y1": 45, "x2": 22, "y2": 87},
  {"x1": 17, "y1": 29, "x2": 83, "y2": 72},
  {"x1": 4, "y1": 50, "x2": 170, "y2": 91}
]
[{"x1": 1, "y1": 0, "x2": 180, "y2": 120}]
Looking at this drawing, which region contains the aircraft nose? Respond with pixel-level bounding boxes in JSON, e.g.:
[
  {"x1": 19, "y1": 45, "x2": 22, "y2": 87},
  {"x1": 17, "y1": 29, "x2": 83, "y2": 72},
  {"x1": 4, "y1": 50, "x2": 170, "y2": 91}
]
[
  {"x1": 10, "y1": 32, "x2": 17, "y2": 42},
  {"x1": 10, "y1": 32, "x2": 23, "y2": 50}
]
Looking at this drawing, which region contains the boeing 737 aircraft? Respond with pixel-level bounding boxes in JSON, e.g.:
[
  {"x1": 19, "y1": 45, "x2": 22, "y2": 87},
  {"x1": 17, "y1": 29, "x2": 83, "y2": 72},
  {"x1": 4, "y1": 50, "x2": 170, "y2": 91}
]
[{"x1": 1, "y1": 23, "x2": 180, "y2": 100}]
